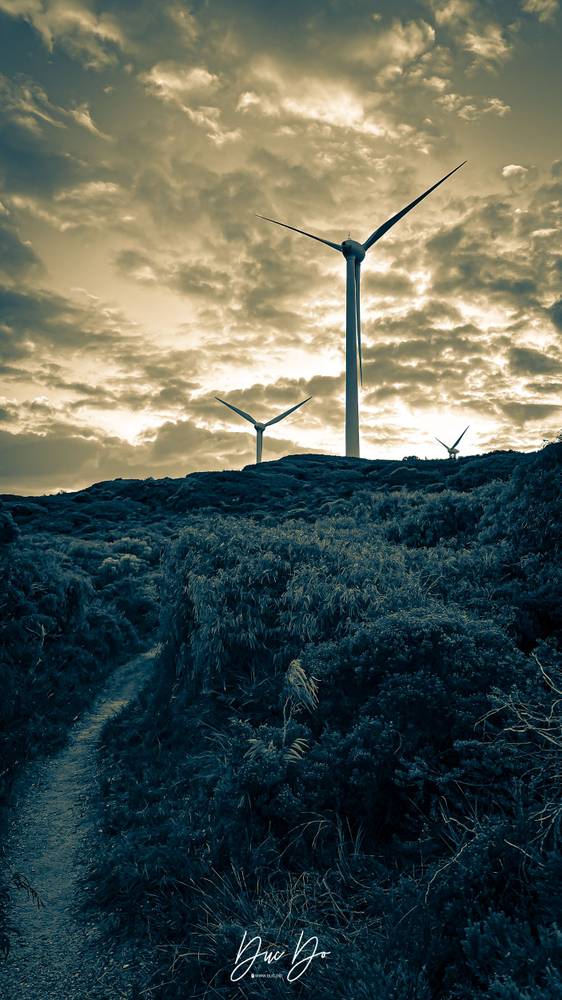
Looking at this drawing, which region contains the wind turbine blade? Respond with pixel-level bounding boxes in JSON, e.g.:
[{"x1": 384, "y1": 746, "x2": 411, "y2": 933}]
[
  {"x1": 452, "y1": 425, "x2": 470, "y2": 449},
  {"x1": 265, "y1": 396, "x2": 312, "y2": 427},
  {"x1": 215, "y1": 396, "x2": 256, "y2": 425},
  {"x1": 256, "y1": 215, "x2": 342, "y2": 252},
  {"x1": 362, "y1": 161, "x2": 467, "y2": 252},
  {"x1": 355, "y1": 258, "x2": 363, "y2": 387},
  {"x1": 435, "y1": 437, "x2": 449, "y2": 451}
]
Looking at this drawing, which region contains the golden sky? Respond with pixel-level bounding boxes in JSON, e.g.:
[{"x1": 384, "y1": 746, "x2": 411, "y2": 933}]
[{"x1": 0, "y1": 0, "x2": 561, "y2": 493}]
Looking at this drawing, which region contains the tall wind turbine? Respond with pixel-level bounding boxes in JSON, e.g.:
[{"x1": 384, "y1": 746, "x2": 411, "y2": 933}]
[
  {"x1": 435, "y1": 425, "x2": 469, "y2": 460},
  {"x1": 216, "y1": 395, "x2": 311, "y2": 464},
  {"x1": 258, "y1": 161, "x2": 466, "y2": 458}
]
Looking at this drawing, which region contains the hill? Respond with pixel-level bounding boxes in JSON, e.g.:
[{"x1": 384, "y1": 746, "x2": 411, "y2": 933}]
[
  {"x1": 2, "y1": 447, "x2": 531, "y2": 521},
  {"x1": 1, "y1": 443, "x2": 561, "y2": 996},
  {"x1": 0, "y1": 447, "x2": 537, "y2": 798}
]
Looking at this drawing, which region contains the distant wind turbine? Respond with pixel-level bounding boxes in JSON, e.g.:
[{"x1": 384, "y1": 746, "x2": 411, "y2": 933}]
[
  {"x1": 435, "y1": 425, "x2": 470, "y2": 460},
  {"x1": 258, "y1": 161, "x2": 466, "y2": 458},
  {"x1": 216, "y1": 395, "x2": 311, "y2": 464}
]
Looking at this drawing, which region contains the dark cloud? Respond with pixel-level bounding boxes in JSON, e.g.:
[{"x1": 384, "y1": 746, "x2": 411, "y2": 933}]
[
  {"x1": 549, "y1": 298, "x2": 562, "y2": 331},
  {"x1": 0, "y1": 285, "x2": 133, "y2": 361},
  {"x1": 0, "y1": 3, "x2": 125, "y2": 71},
  {"x1": 0, "y1": 74, "x2": 95, "y2": 195},
  {"x1": 427, "y1": 221, "x2": 539, "y2": 307},
  {"x1": 0, "y1": 215, "x2": 43, "y2": 278},
  {"x1": 0, "y1": 399, "x2": 17, "y2": 422},
  {"x1": 0, "y1": 429, "x2": 109, "y2": 491},
  {"x1": 509, "y1": 346, "x2": 562, "y2": 376},
  {"x1": 499, "y1": 400, "x2": 562, "y2": 423}
]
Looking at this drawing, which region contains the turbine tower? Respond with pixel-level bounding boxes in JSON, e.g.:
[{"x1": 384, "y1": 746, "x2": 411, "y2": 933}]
[
  {"x1": 435, "y1": 425, "x2": 469, "y2": 460},
  {"x1": 258, "y1": 161, "x2": 466, "y2": 458},
  {"x1": 216, "y1": 395, "x2": 311, "y2": 464}
]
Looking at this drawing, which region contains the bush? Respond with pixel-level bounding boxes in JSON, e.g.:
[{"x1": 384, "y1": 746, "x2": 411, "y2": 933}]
[
  {"x1": 0, "y1": 540, "x2": 138, "y2": 802},
  {"x1": 91, "y1": 446, "x2": 562, "y2": 997}
]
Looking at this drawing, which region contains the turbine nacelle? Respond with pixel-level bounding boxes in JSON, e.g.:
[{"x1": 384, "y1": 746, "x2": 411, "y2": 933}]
[
  {"x1": 215, "y1": 395, "x2": 311, "y2": 464},
  {"x1": 341, "y1": 239, "x2": 365, "y2": 261},
  {"x1": 435, "y1": 425, "x2": 470, "y2": 460}
]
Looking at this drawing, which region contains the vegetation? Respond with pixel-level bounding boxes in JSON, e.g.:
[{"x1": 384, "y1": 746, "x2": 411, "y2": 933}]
[
  {"x1": 1, "y1": 445, "x2": 559, "y2": 990},
  {"x1": 0, "y1": 507, "x2": 179, "y2": 804},
  {"x1": 69, "y1": 443, "x2": 561, "y2": 998},
  {"x1": 0, "y1": 484, "x2": 186, "y2": 953}
]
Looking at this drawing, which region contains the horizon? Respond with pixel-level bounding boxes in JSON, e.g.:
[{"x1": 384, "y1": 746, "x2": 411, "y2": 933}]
[
  {"x1": 1, "y1": 0, "x2": 561, "y2": 494},
  {"x1": 1, "y1": 441, "x2": 550, "y2": 499}
]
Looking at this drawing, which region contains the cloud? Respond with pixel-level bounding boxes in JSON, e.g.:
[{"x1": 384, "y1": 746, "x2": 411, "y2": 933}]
[
  {"x1": 438, "y1": 93, "x2": 511, "y2": 120},
  {"x1": 343, "y1": 18, "x2": 436, "y2": 70},
  {"x1": 0, "y1": 0, "x2": 125, "y2": 69},
  {"x1": 142, "y1": 63, "x2": 220, "y2": 102},
  {"x1": 423, "y1": 176, "x2": 561, "y2": 315},
  {"x1": 0, "y1": 411, "x2": 312, "y2": 493},
  {"x1": 0, "y1": 74, "x2": 111, "y2": 197},
  {"x1": 502, "y1": 164, "x2": 528, "y2": 179},
  {"x1": 236, "y1": 60, "x2": 422, "y2": 145},
  {"x1": 0, "y1": 0, "x2": 561, "y2": 490},
  {"x1": 499, "y1": 400, "x2": 562, "y2": 423},
  {"x1": 5, "y1": 149, "x2": 553, "y2": 487},
  {"x1": 67, "y1": 104, "x2": 111, "y2": 140},
  {"x1": 114, "y1": 248, "x2": 233, "y2": 301},
  {"x1": 0, "y1": 283, "x2": 142, "y2": 365},
  {"x1": 0, "y1": 215, "x2": 43, "y2": 279},
  {"x1": 521, "y1": 0, "x2": 559, "y2": 23},
  {"x1": 10, "y1": 179, "x2": 132, "y2": 233},
  {"x1": 0, "y1": 73, "x2": 108, "y2": 139},
  {"x1": 141, "y1": 61, "x2": 239, "y2": 144},
  {"x1": 462, "y1": 23, "x2": 512, "y2": 67},
  {"x1": 0, "y1": 425, "x2": 103, "y2": 485},
  {"x1": 508, "y1": 346, "x2": 562, "y2": 378},
  {"x1": 431, "y1": 0, "x2": 475, "y2": 26},
  {"x1": 0, "y1": 72, "x2": 64, "y2": 134},
  {"x1": 549, "y1": 299, "x2": 562, "y2": 331}
]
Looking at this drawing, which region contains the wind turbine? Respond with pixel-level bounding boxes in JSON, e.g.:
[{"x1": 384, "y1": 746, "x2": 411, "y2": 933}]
[
  {"x1": 435, "y1": 425, "x2": 469, "y2": 460},
  {"x1": 216, "y1": 395, "x2": 311, "y2": 464},
  {"x1": 258, "y1": 161, "x2": 466, "y2": 458}
]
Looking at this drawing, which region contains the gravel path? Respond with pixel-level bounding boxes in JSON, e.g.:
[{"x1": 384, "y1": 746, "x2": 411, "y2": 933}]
[{"x1": 1, "y1": 648, "x2": 157, "y2": 1000}]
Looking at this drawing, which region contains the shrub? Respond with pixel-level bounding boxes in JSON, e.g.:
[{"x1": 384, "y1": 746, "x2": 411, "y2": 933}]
[{"x1": 91, "y1": 446, "x2": 562, "y2": 997}]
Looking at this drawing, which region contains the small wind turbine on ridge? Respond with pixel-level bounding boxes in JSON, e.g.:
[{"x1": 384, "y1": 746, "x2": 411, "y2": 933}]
[
  {"x1": 258, "y1": 161, "x2": 466, "y2": 458},
  {"x1": 435, "y1": 425, "x2": 470, "y2": 460},
  {"x1": 216, "y1": 395, "x2": 311, "y2": 464}
]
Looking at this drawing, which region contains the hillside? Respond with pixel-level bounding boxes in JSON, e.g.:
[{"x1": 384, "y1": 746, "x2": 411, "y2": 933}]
[
  {"x1": 1, "y1": 448, "x2": 531, "y2": 526},
  {"x1": 1, "y1": 443, "x2": 561, "y2": 996},
  {"x1": 0, "y1": 448, "x2": 537, "y2": 797}
]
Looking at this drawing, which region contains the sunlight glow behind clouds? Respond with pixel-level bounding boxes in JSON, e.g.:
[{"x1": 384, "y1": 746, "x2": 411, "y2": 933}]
[{"x1": 0, "y1": 0, "x2": 561, "y2": 491}]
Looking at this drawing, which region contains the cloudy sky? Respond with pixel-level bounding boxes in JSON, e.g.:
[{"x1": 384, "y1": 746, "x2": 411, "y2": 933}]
[{"x1": 0, "y1": 0, "x2": 561, "y2": 493}]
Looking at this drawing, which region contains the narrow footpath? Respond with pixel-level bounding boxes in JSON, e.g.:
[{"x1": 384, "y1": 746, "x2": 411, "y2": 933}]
[{"x1": 1, "y1": 648, "x2": 157, "y2": 1000}]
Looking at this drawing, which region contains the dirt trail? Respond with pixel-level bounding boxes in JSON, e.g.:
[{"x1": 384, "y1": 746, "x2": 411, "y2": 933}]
[{"x1": 1, "y1": 648, "x2": 157, "y2": 1000}]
